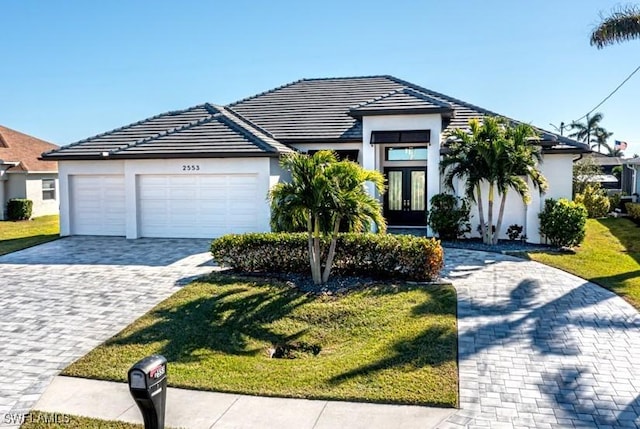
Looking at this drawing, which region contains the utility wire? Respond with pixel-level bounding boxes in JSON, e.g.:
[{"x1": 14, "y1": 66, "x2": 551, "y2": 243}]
[{"x1": 571, "y1": 64, "x2": 640, "y2": 123}]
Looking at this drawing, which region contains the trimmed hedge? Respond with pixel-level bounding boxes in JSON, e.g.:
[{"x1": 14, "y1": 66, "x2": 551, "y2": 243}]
[
  {"x1": 211, "y1": 233, "x2": 444, "y2": 281},
  {"x1": 6, "y1": 198, "x2": 33, "y2": 220}
]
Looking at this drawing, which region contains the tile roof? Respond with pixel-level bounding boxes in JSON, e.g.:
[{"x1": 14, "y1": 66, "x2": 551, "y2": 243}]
[
  {"x1": 229, "y1": 75, "x2": 589, "y2": 152},
  {"x1": 43, "y1": 75, "x2": 588, "y2": 160},
  {"x1": 349, "y1": 88, "x2": 452, "y2": 117},
  {"x1": 228, "y1": 76, "x2": 404, "y2": 141},
  {"x1": 42, "y1": 104, "x2": 293, "y2": 160},
  {"x1": 0, "y1": 125, "x2": 58, "y2": 172}
]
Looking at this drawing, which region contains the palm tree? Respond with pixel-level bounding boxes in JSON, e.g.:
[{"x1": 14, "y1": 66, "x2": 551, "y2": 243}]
[
  {"x1": 442, "y1": 119, "x2": 492, "y2": 243},
  {"x1": 591, "y1": 4, "x2": 640, "y2": 48},
  {"x1": 493, "y1": 123, "x2": 548, "y2": 244},
  {"x1": 591, "y1": 128, "x2": 614, "y2": 153},
  {"x1": 443, "y1": 117, "x2": 547, "y2": 245},
  {"x1": 568, "y1": 113, "x2": 607, "y2": 151},
  {"x1": 269, "y1": 150, "x2": 386, "y2": 284}
]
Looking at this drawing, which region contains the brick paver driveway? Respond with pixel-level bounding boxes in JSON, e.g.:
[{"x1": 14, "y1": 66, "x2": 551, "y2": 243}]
[
  {"x1": 0, "y1": 237, "x2": 214, "y2": 424},
  {"x1": 441, "y1": 249, "x2": 640, "y2": 429}
]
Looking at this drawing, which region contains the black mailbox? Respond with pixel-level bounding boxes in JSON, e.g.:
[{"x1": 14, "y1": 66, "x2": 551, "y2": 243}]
[{"x1": 128, "y1": 355, "x2": 167, "y2": 429}]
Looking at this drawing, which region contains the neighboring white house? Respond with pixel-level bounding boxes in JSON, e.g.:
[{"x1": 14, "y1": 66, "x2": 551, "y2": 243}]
[
  {"x1": 42, "y1": 76, "x2": 589, "y2": 242},
  {"x1": 0, "y1": 125, "x2": 59, "y2": 220}
]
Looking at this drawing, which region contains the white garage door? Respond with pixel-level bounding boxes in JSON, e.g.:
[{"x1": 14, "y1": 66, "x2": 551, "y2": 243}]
[
  {"x1": 138, "y1": 174, "x2": 260, "y2": 238},
  {"x1": 70, "y1": 175, "x2": 126, "y2": 236}
]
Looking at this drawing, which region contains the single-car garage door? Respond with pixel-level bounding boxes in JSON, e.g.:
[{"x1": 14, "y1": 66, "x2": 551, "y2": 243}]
[
  {"x1": 138, "y1": 174, "x2": 259, "y2": 238},
  {"x1": 70, "y1": 175, "x2": 126, "y2": 236}
]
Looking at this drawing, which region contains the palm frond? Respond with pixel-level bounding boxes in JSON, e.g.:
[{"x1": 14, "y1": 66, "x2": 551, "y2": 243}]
[{"x1": 591, "y1": 5, "x2": 640, "y2": 48}]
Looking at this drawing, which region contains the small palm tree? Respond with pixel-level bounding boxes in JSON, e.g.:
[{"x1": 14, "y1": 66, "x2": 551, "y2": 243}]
[
  {"x1": 442, "y1": 119, "x2": 492, "y2": 243},
  {"x1": 270, "y1": 151, "x2": 386, "y2": 284},
  {"x1": 591, "y1": 4, "x2": 640, "y2": 48},
  {"x1": 443, "y1": 117, "x2": 547, "y2": 245},
  {"x1": 493, "y1": 123, "x2": 548, "y2": 244}
]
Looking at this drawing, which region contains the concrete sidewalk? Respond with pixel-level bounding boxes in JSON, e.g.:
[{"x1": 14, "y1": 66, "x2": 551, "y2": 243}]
[{"x1": 33, "y1": 376, "x2": 455, "y2": 429}]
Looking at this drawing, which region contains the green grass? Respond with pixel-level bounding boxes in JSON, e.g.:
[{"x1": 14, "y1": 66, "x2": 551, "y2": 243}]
[
  {"x1": 0, "y1": 215, "x2": 59, "y2": 255},
  {"x1": 20, "y1": 411, "x2": 143, "y2": 429},
  {"x1": 525, "y1": 218, "x2": 640, "y2": 308},
  {"x1": 64, "y1": 274, "x2": 458, "y2": 407}
]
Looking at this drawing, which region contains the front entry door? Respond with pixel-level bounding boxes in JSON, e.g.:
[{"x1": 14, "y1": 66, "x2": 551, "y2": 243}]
[{"x1": 384, "y1": 167, "x2": 427, "y2": 226}]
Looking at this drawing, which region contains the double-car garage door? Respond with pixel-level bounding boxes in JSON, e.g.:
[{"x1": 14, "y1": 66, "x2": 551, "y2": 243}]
[{"x1": 70, "y1": 174, "x2": 260, "y2": 238}]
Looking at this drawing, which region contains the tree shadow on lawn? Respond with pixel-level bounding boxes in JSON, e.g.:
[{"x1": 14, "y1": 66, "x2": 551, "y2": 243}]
[
  {"x1": 597, "y1": 217, "x2": 640, "y2": 265},
  {"x1": 327, "y1": 325, "x2": 456, "y2": 386},
  {"x1": 106, "y1": 276, "x2": 314, "y2": 362}
]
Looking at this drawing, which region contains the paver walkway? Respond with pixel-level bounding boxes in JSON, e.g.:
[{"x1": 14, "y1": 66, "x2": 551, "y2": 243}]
[
  {"x1": 0, "y1": 237, "x2": 215, "y2": 427},
  {"x1": 440, "y1": 249, "x2": 640, "y2": 428}
]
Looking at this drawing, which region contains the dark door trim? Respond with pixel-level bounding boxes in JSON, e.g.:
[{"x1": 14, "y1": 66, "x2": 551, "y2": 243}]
[{"x1": 383, "y1": 167, "x2": 427, "y2": 226}]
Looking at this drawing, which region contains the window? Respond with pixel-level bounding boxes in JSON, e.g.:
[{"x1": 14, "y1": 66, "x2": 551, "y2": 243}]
[
  {"x1": 371, "y1": 130, "x2": 430, "y2": 144},
  {"x1": 42, "y1": 179, "x2": 56, "y2": 200},
  {"x1": 385, "y1": 147, "x2": 428, "y2": 161}
]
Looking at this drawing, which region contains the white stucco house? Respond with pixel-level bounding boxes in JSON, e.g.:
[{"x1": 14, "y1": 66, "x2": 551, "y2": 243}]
[
  {"x1": 0, "y1": 125, "x2": 59, "y2": 220},
  {"x1": 41, "y1": 76, "x2": 589, "y2": 242}
]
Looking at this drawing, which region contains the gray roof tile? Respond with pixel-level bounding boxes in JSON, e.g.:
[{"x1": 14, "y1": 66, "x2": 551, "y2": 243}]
[
  {"x1": 42, "y1": 104, "x2": 293, "y2": 159},
  {"x1": 43, "y1": 75, "x2": 588, "y2": 160},
  {"x1": 349, "y1": 88, "x2": 452, "y2": 116}
]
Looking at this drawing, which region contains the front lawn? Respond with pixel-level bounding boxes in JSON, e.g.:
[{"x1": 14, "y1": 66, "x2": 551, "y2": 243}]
[
  {"x1": 20, "y1": 412, "x2": 142, "y2": 429},
  {"x1": 63, "y1": 274, "x2": 458, "y2": 407},
  {"x1": 0, "y1": 215, "x2": 59, "y2": 255},
  {"x1": 525, "y1": 218, "x2": 640, "y2": 309}
]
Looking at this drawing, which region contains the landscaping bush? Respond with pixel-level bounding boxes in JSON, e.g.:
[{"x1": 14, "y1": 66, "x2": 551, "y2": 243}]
[
  {"x1": 608, "y1": 193, "x2": 623, "y2": 212},
  {"x1": 6, "y1": 198, "x2": 33, "y2": 220},
  {"x1": 574, "y1": 185, "x2": 610, "y2": 218},
  {"x1": 506, "y1": 224, "x2": 523, "y2": 240},
  {"x1": 426, "y1": 193, "x2": 470, "y2": 240},
  {"x1": 627, "y1": 203, "x2": 640, "y2": 225},
  {"x1": 539, "y1": 198, "x2": 587, "y2": 248},
  {"x1": 211, "y1": 233, "x2": 444, "y2": 281}
]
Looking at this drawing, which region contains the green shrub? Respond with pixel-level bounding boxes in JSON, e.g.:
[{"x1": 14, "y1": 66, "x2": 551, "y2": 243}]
[
  {"x1": 426, "y1": 193, "x2": 470, "y2": 240},
  {"x1": 608, "y1": 193, "x2": 623, "y2": 211},
  {"x1": 6, "y1": 198, "x2": 33, "y2": 220},
  {"x1": 627, "y1": 203, "x2": 640, "y2": 220},
  {"x1": 211, "y1": 233, "x2": 444, "y2": 281},
  {"x1": 574, "y1": 185, "x2": 610, "y2": 218},
  {"x1": 539, "y1": 198, "x2": 587, "y2": 248}
]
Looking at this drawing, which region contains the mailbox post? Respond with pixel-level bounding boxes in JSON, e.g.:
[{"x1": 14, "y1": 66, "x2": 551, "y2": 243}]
[{"x1": 128, "y1": 355, "x2": 168, "y2": 429}]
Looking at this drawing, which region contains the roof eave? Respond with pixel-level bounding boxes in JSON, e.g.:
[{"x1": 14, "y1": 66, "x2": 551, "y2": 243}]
[
  {"x1": 349, "y1": 107, "x2": 453, "y2": 119},
  {"x1": 280, "y1": 137, "x2": 363, "y2": 145},
  {"x1": 43, "y1": 151, "x2": 286, "y2": 161}
]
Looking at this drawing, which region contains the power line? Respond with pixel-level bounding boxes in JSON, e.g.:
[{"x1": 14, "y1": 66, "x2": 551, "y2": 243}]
[{"x1": 571, "y1": 64, "x2": 640, "y2": 123}]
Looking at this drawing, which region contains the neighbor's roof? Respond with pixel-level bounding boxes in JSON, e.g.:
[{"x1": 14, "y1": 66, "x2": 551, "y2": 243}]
[
  {"x1": 584, "y1": 152, "x2": 625, "y2": 166},
  {"x1": 43, "y1": 75, "x2": 588, "y2": 160},
  {"x1": 0, "y1": 125, "x2": 58, "y2": 172},
  {"x1": 42, "y1": 104, "x2": 293, "y2": 160}
]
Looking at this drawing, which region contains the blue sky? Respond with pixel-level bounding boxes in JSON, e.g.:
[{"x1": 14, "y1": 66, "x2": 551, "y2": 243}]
[{"x1": 1, "y1": 1, "x2": 638, "y2": 154}]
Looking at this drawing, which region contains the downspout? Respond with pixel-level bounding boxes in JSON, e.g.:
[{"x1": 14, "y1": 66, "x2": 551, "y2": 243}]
[{"x1": 625, "y1": 163, "x2": 638, "y2": 197}]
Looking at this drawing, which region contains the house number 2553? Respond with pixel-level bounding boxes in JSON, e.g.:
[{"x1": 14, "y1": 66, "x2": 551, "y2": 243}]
[{"x1": 182, "y1": 165, "x2": 200, "y2": 171}]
